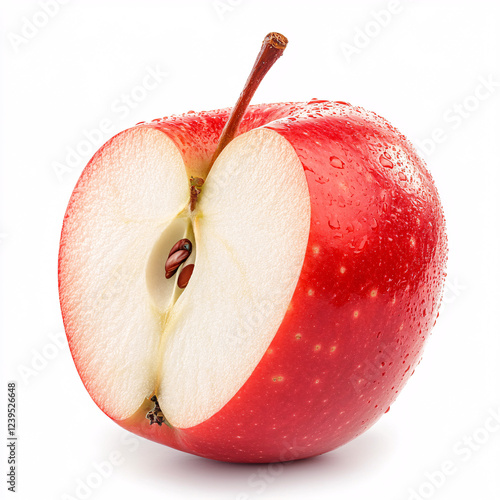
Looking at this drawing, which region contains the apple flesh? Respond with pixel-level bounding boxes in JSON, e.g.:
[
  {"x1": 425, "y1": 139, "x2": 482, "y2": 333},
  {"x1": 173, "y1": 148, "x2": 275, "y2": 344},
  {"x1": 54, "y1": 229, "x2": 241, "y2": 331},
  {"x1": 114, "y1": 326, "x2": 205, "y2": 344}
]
[{"x1": 59, "y1": 100, "x2": 447, "y2": 463}]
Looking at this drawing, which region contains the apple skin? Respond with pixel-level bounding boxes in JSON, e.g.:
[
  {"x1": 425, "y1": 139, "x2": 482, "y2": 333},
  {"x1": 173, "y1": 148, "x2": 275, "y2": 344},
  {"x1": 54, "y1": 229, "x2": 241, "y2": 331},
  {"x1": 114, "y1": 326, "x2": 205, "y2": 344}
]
[{"x1": 62, "y1": 101, "x2": 447, "y2": 463}]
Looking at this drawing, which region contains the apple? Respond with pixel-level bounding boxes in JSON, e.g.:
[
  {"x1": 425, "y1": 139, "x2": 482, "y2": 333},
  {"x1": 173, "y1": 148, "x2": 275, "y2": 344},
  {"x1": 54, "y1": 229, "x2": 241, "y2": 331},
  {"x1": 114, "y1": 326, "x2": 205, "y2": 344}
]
[{"x1": 58, "y1": 33, "x2": 447, "y2": 463}]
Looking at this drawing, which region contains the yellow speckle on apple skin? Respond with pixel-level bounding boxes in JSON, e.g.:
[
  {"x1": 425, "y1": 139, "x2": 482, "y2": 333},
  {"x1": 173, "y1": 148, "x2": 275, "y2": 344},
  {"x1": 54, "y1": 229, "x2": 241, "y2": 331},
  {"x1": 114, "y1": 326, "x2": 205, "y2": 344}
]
[
  {"x1": 353, "y1": 310, "x2": 359, "y2": 318},
  {"x1": 272, "y1": 376, "x2": 284, "y2": 382},
  {"x1": 370, "y1": 289, "x2": 378, "y2": 298},
  {"x1": 340, "y1": 266, "x2": 346, "y2": 274},
  {"x1": 312, "y1": 245, "x2": 320, "y2": 254},
  {"x1": 330, "y1": 346, "x2": 337, "y2": 353},
  {"x1": 307, "y1": 289, "x2": 314, "y2": 296}
]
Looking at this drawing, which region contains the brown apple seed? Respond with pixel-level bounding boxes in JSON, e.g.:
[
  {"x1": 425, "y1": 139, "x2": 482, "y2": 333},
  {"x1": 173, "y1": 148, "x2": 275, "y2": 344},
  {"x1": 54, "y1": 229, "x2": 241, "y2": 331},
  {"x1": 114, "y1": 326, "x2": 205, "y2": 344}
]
[{"x1": 177, "y1": 264, "x2": 195, "y2": 289}]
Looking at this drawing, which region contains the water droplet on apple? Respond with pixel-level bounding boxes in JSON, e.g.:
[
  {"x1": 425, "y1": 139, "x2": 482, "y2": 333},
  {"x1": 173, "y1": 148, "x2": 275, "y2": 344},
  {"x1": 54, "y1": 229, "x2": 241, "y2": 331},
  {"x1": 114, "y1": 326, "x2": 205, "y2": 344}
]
[
  {"x1": 328, "y1": 216, "x2": 340, "y2": 229},
  {"x1": 307, "y1": 98, "x2": 330, "y2": 104},
  {"x1": 379, "y1": 153, "x2": 393, "y2": 168},
  {"x1": 316, "y1": 176, "x2": 329, "y2": 184},
  {"x1": 358, "y1": 235, "x2": 368, "y2": 250},
  {"x1": 329, "y1": 156, "x2": 344, "y2": 169}
]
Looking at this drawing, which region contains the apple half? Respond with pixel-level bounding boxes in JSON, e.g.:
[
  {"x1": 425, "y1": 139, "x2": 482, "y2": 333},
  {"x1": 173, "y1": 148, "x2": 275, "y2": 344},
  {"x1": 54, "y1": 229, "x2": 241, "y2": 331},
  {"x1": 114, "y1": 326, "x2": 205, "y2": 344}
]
[{"x1": 59, "y1": 100, "x2": 447, "y2": 463}]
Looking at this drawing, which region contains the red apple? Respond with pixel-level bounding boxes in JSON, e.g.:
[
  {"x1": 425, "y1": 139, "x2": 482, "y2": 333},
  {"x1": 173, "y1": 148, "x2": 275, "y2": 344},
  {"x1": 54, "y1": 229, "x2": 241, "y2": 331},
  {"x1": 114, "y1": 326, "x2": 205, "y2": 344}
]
[{"x1": 58, "y1": 34, "x2": 447, "y2": 463}]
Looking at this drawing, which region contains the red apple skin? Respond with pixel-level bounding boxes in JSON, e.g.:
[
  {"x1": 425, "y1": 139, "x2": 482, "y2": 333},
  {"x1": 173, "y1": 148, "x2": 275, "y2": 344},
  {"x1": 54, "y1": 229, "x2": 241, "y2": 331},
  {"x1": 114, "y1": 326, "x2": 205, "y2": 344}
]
[{"x1": 60, "y1": 101, "x2": 447, "y2": 463}]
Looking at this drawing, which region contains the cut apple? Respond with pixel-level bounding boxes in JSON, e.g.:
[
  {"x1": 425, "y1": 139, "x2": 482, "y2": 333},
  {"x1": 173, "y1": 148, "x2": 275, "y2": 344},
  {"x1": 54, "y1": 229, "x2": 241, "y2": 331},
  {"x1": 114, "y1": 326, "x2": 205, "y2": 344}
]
[
  {"x1": 59, "y1": 125, "x2": 310, "y2": 428},
  {"x1": 160, "y1": 128, "x2": 310, "y2": 427},
  {"x1": 59, "y1": 127, "x2": 188, "y2": 420},
  {"x1": 59, "y1": 32, "x2": 447, "y2": 463}
]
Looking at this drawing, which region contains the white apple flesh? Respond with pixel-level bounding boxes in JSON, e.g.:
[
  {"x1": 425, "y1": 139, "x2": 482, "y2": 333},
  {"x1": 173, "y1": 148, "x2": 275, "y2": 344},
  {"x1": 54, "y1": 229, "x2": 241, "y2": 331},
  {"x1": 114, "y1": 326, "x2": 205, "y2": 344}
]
[
  {"x1": 60, "y1": 122, "x2": 310, "y2": 428},
  {"x1": 59, "y1": 33, "x2": 447, "y2": 464},
  {"x1": 59, "y1": 101, "x2": 447, "y2": 462}
]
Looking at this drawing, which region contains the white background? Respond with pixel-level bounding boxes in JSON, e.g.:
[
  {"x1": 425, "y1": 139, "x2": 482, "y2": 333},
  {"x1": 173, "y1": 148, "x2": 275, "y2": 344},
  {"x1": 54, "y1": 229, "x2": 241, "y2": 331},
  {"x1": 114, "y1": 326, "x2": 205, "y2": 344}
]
[{"x1": 1, "y1": 1, "x2": 499, "y2": 499}]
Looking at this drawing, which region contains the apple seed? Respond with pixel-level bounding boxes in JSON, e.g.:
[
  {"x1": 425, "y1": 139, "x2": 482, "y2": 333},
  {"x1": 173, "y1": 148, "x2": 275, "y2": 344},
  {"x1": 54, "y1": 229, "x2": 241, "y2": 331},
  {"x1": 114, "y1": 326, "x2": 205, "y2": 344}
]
[
  {"x1": 165, "y1": 238, "x2": 192, "y2": 279},
  {"x1": 178, "y1": 264, "x2": 195, "y2": 289}
]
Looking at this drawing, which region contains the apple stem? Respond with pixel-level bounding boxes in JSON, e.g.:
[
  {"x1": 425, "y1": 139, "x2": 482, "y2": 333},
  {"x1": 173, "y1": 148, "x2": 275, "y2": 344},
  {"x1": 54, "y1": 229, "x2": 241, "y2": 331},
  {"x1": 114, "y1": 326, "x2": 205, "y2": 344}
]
[{"x1": 208, "y1": 32, "x2": 288, "y2": 169}]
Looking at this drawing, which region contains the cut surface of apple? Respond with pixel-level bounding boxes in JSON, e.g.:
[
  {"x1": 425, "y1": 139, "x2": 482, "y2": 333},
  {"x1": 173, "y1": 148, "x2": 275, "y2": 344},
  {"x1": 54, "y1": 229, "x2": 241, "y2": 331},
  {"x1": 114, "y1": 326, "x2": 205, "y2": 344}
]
[
  {"x1": 60, "y1": 100, "x2": 447, "y2": 463},
  {"x1": 60, "y1": 33, "x2": 447, "y2": 463},
  {"x1": 59, "y1": 125, "x2": 311, "y2": 428}
]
